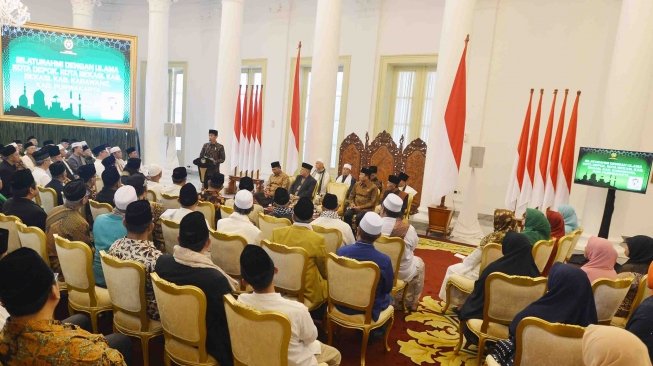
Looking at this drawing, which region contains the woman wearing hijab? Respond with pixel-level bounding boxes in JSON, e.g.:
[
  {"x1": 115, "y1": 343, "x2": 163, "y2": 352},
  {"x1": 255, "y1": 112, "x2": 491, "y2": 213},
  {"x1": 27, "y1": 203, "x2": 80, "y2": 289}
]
[
  {"x1": 557, "y1": 205, "x2": 579, "y2": 234},
  {"x1": 438, "y1": 210, "x2": 517, "y2": 301},
  {"x1": 583, "y1": 325, "x2": 652, "y2": 366},
  {"x1": 489, "y1": 263, "x2": 598, "y2": 365},
  {"x1": 615, "y1": 235, "x2": 653, "y2": 318},
  {"x1": 626, "y1": 262, "x2": 653, "y2": 363},
  {"x1": 546, "y1": 210, "x2": 566, "y2": 240},
  {"x1": 458, "y1": 232, "x2": 540, "y2": 344},
  {"x1": 521, "y1": 208, "x2": 551, "y2": 245},
  {"x1": 581, "y1": 237, "x2": 618, "y2": 283}
]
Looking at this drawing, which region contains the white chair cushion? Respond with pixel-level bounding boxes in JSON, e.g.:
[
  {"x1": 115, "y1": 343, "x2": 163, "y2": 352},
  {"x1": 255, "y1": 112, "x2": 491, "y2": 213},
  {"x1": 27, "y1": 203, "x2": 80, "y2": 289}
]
[
  {"x1": 114, "y1": 311, "x2": 162, "y2": 333},
  {"x1": 68, "y1": 287, "x2": 112, "y2": 309},
  {"x1": 330, "y1": 305, "x2": 394, "y2": 325},
  {"x1": 166, "y1": 338, "x2": 217, "y2": 365},
  {"x1": 467, "y1": 318, "x2": 510, "y2": 340},
  {"x1": 450, "y1": 274, "x2": 475, "y2": 292}
]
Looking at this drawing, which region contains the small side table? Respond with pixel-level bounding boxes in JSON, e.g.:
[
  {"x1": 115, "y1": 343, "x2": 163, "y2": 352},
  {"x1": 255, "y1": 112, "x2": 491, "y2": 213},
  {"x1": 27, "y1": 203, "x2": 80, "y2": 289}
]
[{"x1": 426, "y1": 205, "x2": 454, "y2": 238}]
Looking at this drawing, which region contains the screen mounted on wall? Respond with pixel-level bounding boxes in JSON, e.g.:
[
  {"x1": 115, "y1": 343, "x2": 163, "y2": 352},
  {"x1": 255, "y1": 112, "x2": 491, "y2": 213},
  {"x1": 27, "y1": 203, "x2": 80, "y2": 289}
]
[
  {"x1": 1, "y1": 23, "x2": 137, "y2": 129},
  {"x1": 574, "y1": 147, "x2": 653, "y2": 194}
]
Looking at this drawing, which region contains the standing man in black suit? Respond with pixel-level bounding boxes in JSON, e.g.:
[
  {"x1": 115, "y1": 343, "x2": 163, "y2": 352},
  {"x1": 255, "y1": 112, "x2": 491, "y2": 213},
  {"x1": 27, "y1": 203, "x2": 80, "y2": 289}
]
[
  {"x1": 198, "y1": 129, "x2": 226, "y2": 176},
  {"x1": 289, "y1": 162, "x2": 317, "y2": 200}
]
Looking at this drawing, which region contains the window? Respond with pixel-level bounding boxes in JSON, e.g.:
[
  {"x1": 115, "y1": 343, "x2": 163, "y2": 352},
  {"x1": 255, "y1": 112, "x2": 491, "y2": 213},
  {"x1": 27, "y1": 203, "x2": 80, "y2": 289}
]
[
  {"x1": 289, "y1": 56, "x2": 350, "y2": 170},
  {"x1": 167, "y1": 65, "x2": 186, "y2": 152},
  {"x1": 375, "y1": 56, "x2": 437, "y2": 143}
]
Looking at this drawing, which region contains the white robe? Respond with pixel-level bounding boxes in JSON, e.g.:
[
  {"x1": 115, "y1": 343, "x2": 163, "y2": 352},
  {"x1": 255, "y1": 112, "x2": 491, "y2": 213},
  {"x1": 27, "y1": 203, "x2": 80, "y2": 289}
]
[
  {"x1": 335, "y1": 174, "x2": 353, "y2": 185},
  {"x1": 437, "y1": 247, "x2": 483, "y2": 301}
]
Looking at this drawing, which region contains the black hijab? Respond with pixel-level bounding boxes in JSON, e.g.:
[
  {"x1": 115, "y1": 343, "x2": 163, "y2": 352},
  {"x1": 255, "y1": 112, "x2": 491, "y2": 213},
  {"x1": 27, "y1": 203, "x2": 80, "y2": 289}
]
[
  {"x1": 624, "y1": 236, "x2": 653, "y2": 265},
  {"x1": 459, "y1": 232, "x2": 540, "y2": 320},
  {"x1": 509, "y1": 262, "x2": 598, "y2": 336}
]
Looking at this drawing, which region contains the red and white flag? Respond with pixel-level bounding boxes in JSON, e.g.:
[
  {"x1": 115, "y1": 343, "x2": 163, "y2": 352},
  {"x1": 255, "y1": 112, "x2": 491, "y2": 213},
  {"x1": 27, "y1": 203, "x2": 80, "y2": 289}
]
[
  {"x1": 431, "y1": 36, "x2": 468, "y2": 201},
  {"x1": 231, "y1": 85, "x2": 242, "y2": 173},
  {"x1": 254, "y1": 85, "x2": 263, "y2": 175},
  {"x1": 248, "y1": 86, "x2": 258, "y2": 174},
  {"x1": 505, "y1": 89, "x2": 533, "y2": 216},
  {"x1": 286, "y1": 43, "x2": 302, "y2": 175},
  {"x1": 519, "y1": 89, "x2": 543, "y2": 210},
  {"x1": 532, "y1": 90, "x2": 557, "y2": 209},
  {"x1": 238, "y1": 85, "x2": 249, "y2": 174},
  {"x1": 555, "y1": 91, "x2": 580, "y2": 207},
  {"x1": 543, "y1": 89, "x2": 569, "y2": 210}
]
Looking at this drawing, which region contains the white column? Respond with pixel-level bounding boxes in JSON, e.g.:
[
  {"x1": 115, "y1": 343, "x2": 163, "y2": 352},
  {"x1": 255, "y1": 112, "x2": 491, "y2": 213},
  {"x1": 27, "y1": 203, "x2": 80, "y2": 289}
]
[
  {"x1": 581, "y1": 0, "x2": 653, "y2": 240},
  {"x1": 143, "y1": 0, "x2": 173, "y2": 167},
  {"x1": 213, "y1": 0, "x2": 245, "y2": 175},
  {"x1": 304, "y1": 0, "x2": 343, "y2": 165},
  {"x1": 70, "y1": 0, "x2": 99, "y2": 30},
  {"x1": 421, "y1": 0, "x2": 477, "y2": 209}
]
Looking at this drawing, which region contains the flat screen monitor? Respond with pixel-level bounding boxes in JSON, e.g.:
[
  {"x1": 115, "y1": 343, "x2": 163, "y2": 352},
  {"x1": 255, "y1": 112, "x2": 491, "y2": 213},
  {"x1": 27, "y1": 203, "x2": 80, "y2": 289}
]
[{"x1": 574, "y1": 147, "x2": 653, "y2": 194}]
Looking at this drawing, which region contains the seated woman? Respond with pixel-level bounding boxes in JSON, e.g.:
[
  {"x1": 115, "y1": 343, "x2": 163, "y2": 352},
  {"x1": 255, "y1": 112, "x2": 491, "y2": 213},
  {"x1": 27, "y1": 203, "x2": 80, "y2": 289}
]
[
  {"x1": 458, "y1": 232, "x2": 540, "y2": 344},
  {"x1": 438, "y1": 209, "x2": 516, "y2": 301},
  {"x1": 522, "y1": 208, "x2": 551, "y2": 245},
  {"x1": 615, "y1": 235, "x2": 653, "y2": 318},
  {"x1": 489, "y1": 263, "x2": 598, "y2": 365},
  {"x1": 557, "y1": 204, "x2": 579, "y2": 234},
  {"x1": 626, "y1": 262, "x2": 653, "y2": 363},
  {"x1": 583, "y1": 325, "x2": 652, "y2": 366},
  {"x1": 581, "y1": 236, "x2": 618, "y2": 283},
  {"x1": 546, "y1": 210, "x2": 565, "y2": 240}
]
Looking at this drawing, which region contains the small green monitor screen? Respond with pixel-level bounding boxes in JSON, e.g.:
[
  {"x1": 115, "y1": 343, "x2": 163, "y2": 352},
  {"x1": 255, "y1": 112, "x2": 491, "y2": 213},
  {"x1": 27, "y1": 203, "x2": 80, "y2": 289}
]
[
  {"x1": 574, "y1": 147, "x2": 653, "y2": 194},
  {"x1": 1, "y1": 23, "x2": 136, "y2": 128}
]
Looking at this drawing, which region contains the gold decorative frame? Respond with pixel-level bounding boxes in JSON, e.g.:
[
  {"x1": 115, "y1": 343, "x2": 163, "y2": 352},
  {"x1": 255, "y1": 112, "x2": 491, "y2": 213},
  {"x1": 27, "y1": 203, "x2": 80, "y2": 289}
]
[
  {"x1": 312, "y1": 225, "x2": 343, "y2": 254},
  {"x1": 591, "y1": 276, "x2": 634, "y2": 325},
  {"x1": 0, "y1": 23, "x2": 137, "y2": 129},
  {"x1": 208, "y1": 230, "x2": 248, "y2": 280},
  {"x1": 513, "y1": 317, "x2": 585, "y2": 366},
  {"x1": 16, "y1": 221, "x2": 48, "y2": 262},
  {"x1": 260, "y1": 239, "x2": 310, "y2": 306}
]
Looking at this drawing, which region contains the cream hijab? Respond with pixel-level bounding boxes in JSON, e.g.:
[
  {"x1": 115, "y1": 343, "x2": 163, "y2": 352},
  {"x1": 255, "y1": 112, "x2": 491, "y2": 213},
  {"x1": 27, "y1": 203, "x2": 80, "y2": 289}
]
[{"x1": 582, "y1": 325, "x2": 652, "y2": 366}]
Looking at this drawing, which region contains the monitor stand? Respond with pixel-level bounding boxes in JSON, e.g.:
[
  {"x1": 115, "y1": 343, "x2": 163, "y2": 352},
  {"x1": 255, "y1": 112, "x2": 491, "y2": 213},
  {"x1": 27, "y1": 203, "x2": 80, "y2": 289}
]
[{"x1": 598, "y1": 188, "x2": 616, "y2": 239}]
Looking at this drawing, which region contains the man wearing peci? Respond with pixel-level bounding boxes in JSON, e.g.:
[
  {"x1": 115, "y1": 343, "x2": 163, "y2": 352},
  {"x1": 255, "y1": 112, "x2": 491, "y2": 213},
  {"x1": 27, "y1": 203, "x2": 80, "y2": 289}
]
[{"x1": 198, "y1": 129, "x2": 226, "y2": 177}]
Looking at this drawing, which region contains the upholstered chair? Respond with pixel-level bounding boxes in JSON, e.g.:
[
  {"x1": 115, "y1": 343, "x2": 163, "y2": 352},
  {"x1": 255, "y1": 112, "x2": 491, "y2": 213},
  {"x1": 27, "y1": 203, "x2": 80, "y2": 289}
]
[
  {"x1": 37, "y1": 185, "x2": 58, "y2": 214},
  {"x1": 258, "y1": 213, "x2": 291, "y2": 241},
  {"x1": 312, "y1": 225, "x2": 343, "y2": 254},
  {"x1": 159, "y1": 193, "x2": 181, "y2": 210},
  {"x1": 373, "y1": 236, "x2": 407, "y2": 312},
  {"x1": 160, "y1": 218, "x2": 180, "y2": 254},
  {"x1": 89, "y1": 199, "x2": 112, "y2": 220},
  {"x1": 592, "y1": 276, "x2": 633, "y2": 324}
]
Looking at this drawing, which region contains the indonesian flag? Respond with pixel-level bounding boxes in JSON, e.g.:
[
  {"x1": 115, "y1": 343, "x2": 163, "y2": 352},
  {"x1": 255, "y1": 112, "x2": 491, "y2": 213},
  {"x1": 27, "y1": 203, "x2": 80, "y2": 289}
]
[
  {"x1": 431, "y1": 36, "x2": 468, "y2": 201},
  {"x1": 286, "y1": 43, "x2": 302, "y2": 175},
  {"x1": 245, "y1": 85, "x2": 255, "y2": 173},
  {"x1": 231, "y1": 85, "x2": 242, "y2": 172},
  {"x1": 238, "y1": 85, "x2": 249, "y2": 174},
  {"x1": 543, "y1": 89, "x2": 569, "y2": 210},
  {"x1": 532, "y1": 90, "x2": 558, "y2": 210},
  {"x1": 254, "y1": 85, "x2": 263, "y2": 174},
  {"x1": 248, "y1": 86, "x2": 258, "y2": 174},
  {"x1": 505, "y1": 89, "x2": 533, "y2": 216},
  {"x1": 519, "y1": 89, "x2": 543, "y2": 210},
  {"x1": 555, "y1": 91, "x2": 580, "y2": 207}
]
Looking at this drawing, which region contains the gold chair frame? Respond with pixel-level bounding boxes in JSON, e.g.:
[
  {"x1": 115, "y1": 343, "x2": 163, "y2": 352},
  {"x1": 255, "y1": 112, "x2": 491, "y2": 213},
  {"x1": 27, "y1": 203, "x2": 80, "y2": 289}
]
[
  {"x1": 220, "y1": 205, "x2": 234, "y2": 218},
  {"x1": 0, "y1": 213, "x2": 22, "y2": 254},
  {"x1": 312, "y1": 225, "x2": 344, "y2": 254},
  {"x1": 54, "y1": 234, "x2": 112, "y2": 333},
  {"x1": 326, "y1": 181, "x2": 350, "y2": 216},
  {"x1": 260, "y1": 240, "x2": 319, "y2": 310},
  {"x1": 326, "y1": 253, "x2": 394, "y2": 366},
  {"x1": 196, "y1": 200, "x2": 217, "y2": 230},
  {"x1": 160, "y1": 193, "x2": 181, "y2": 210},
  {"x1": 89, "y1": 199, "x2": 113, "y2": 220},
  {"x1": 37, "y1": 185, "x2": 58, "y2": 214},
  {"x1": 512, "y1": 317, "x2": 585, "y2": 366},
  {"x1": 532, "y1": 239, "x2": 556, "y2": 275},
  {"x1": 160, "y1": 218, "x2": 180, "y2": 254},
  {"x1": 146, "y1": 189, "x2": 157, "y2": 202},
  {"x1": 16, "y1": 221, "x2": 48, "y2": 263},
  {"x1": 100, "y1": 251, "x2": 162, "y2": 366},
  {"x1": 151, "y1": 273, "x2": 216, "y2": 366},
  {"x1": 612, "y1": 274, "x2": 650, "y2": 327},
  {"x1": 373, "y1": 236, "x2": 408, "y2": 312},
  {"x1": 258, "y1": 213, "x2": 292, "y2": 240},
  {"x1": 552, "y1": 234, "x2": 575, "y2": 264},
  {"x1": 441, "y1": 243, "x2": 502, "y2": 314},
  {"x1": 591, "y1": 276, "x2": 634, "y2": 325},
  {"x1": 454, "y1": 273, "x2": 547, "y2": 364},
  {"x1": 223, "y1": 294, "x2": 292, "y2": 366},
  {"x1": 209, "y1": 230, "x2": 248, "y2": 289}
]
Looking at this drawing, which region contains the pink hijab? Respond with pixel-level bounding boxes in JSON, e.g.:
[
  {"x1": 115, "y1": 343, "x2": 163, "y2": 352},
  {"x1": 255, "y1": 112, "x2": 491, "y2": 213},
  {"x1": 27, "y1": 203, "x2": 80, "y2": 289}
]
[{"x1": 581, "y1": 237, "x2": 618, "y2": 283}]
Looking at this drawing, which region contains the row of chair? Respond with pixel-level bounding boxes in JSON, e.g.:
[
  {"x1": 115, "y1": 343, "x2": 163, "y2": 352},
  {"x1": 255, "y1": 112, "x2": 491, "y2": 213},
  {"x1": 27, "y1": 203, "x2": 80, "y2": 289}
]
[{"x1": 441, "y1": 229, "x2": 583, "y2": 314}]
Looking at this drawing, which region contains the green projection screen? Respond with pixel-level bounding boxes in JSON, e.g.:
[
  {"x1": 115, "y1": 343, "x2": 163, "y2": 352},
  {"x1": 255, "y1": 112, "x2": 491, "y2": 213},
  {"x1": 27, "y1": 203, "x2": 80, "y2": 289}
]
[
  {"x1": 1, "y1": 23, "x2": 137, "y2": 128},
  {"x1": 574, "y1": 147, "x2": 653, "y2": 194}
]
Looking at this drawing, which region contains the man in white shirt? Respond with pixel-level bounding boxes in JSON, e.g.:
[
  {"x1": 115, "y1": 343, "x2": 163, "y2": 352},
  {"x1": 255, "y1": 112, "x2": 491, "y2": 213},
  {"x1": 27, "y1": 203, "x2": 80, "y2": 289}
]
[
  {"x1": 311, "y1": 193, "x2": 355, "y2": 246},
  {"x1": 160, "y1": 183, "x2": 199, "y2": 223},
  {"x1": 310, "y1": 158, "x2": 331, "y2": 199},
  {"x1": 20, "y1": 142, "x2": 36, "y2": 171},
  {"x1": 109, "y1": 146, "x2": 125, "y2": 172},
  {"x1": 379, "y1": 193, "x2": 424, "y2": 312},
  {"x1": 238, "y1": 245, "x2": 341, "y2": 366},
  {"x1": 93, "y1": 145, "x2": 108, "y2": 176},
  {"x1": 216, "y1": 190, "x2": 262, "y2": 245},
  {"x1": 146, "y1": 164, "x2": 164, "y2": 200},
  {"x1": 335, "y1": 163, "x2": 354, "y2": 186},
  {"x1": 32, "y1": 149, "x2": 52, "y2": 187},
  {"x1": 161, "y1": 167, "x2": 187, "y2": 197}
]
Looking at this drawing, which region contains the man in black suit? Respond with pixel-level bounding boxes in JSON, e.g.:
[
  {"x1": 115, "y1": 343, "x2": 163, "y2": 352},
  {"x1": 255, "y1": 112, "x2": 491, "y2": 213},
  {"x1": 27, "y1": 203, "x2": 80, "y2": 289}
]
[
  {"x1": 0, "y1": 144, "x2": 20, "y2": 198},
  {"x1": 289, "y1": 162, "x2": 317, "y2": 200},
  {"x1": 2, "y1": 169, "x2": 47, "y2": 230},
  {"x1": 46, "y1": 162, "x2": 67, "y2": 205}
]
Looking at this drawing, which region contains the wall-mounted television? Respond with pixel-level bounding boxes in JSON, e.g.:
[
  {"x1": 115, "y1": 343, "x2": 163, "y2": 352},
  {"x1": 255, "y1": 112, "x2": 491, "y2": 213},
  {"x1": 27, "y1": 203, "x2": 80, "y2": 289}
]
[{"x1": 574, "y1": 147, "x2": 653, "y2": 194}]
